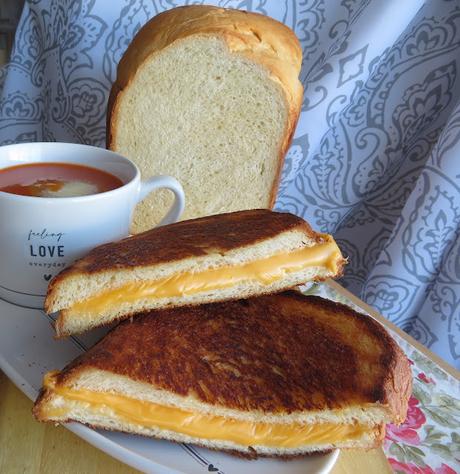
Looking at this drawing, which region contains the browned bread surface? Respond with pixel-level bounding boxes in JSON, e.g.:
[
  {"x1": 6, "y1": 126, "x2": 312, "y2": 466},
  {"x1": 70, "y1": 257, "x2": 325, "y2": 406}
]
[
  {"x1": 52, "y1": 293, "x2": 411, "y2": 421},
  {"x1": 46, "y1": 209, "x2": 324, "y2": 289}
]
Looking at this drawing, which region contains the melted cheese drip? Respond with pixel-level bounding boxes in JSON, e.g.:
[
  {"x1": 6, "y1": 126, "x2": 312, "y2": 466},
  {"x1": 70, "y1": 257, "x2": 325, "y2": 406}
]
[
  {"x1": 43, "y1": 372, "x2": 366, "y2": 448},
  {"x1": 71, "y1": 238, "x2": 341, "y2": 316}
]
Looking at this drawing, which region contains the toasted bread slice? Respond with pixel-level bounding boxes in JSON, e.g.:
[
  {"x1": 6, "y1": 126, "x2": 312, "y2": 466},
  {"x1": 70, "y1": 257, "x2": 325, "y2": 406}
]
[
  {"x1": 107, "y1": 5, "x2": 303, "y2": 232},
  {"x1": 45, "y1": 210, "x2": 345, "y2": 336},
  {"x1": 34, "y1": 293, "x2": 411, "y2": 458}
]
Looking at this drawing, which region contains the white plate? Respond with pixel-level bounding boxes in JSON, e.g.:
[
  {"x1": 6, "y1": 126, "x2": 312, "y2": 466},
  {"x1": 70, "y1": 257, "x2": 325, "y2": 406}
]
[{"x1": 0, "y1": 296, "x2": 339, "y2": 474}]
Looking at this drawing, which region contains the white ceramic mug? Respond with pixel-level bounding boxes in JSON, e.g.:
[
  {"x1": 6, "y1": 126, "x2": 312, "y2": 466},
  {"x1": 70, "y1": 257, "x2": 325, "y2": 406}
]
[{"x1": 0, "y1": 142, "x2": 185, "y2": 308}]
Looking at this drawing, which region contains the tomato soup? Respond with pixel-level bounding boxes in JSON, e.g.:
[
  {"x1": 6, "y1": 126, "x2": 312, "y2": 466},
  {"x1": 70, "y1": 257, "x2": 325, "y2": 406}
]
[{"x1": 0, "y1": 162, "x2": 123, "y2": 197}]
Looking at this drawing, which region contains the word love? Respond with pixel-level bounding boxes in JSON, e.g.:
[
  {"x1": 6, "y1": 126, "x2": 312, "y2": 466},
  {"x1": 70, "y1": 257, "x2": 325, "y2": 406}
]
[{"x1": 29, "y1": 245, "x2": 64, "y2": 258}]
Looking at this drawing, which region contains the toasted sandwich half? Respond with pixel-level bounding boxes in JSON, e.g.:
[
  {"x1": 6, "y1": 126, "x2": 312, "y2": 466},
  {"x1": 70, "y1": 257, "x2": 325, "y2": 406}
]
[
  {"x1": 45, "y1": 210, "x2": 345, "y2": 336},
  {"x1": 34, "y1": 292, "x2": 411, "y2": 458}
]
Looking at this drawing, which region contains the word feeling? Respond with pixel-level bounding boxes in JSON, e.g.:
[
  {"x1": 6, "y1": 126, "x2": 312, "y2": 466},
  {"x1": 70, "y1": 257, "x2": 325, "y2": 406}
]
[{"x1": 28, "y1": 229, "x2": 65, "y2": 242}]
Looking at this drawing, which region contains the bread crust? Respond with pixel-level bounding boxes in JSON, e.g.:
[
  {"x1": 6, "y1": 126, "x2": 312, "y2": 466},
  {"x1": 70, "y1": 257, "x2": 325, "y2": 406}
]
[
  {"x1": 106, "y1": 5, "x2": 303, "y2": 209},
  {"x1": 45, "y1": 293, "x2": 411, "y2": 423},
  {"x1": 45, "y1": 210, "x2": 342, "y2": 313}
]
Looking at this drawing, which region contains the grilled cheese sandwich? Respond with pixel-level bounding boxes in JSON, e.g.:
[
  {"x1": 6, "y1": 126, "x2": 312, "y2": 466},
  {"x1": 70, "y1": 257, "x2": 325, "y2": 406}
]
[
  {"x1": 34, "y1": 293, "x2": 411, "y2": 458},
  {"x1": 45, "y1": 210, "x2": 345, "y2": 336}
]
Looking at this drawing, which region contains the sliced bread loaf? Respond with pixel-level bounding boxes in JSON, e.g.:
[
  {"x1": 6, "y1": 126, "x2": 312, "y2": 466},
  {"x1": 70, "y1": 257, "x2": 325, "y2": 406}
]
[{"x1": 107, "y1": 6, "x2": 303, "y2": 232}]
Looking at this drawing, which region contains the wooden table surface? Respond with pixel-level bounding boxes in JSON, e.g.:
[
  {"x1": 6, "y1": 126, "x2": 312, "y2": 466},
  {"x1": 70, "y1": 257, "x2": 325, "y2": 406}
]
[{"x1": 1, "y1": 282, "x2": 458, "y2": 474}]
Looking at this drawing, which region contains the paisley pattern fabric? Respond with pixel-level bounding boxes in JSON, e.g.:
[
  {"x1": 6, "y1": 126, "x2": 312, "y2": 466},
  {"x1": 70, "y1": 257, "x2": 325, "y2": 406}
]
[{"x1": 0, "y1": 0, "x2": 459, "y2": 368}]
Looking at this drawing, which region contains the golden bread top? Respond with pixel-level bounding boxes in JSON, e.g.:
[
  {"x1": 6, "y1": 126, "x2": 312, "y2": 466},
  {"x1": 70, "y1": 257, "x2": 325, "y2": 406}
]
[
  {"x1": 55, "y1": 293, "x2": 411, "y2": 422},
  {"x1": 107, "y1": 5, "x2": 303, "y2": 148}
]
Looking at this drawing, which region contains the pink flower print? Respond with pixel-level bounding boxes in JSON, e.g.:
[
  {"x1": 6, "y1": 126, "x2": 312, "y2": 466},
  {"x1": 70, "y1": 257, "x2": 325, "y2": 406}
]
[
  {"x1": 405, "y1": 396, "x2": 427, "y2": 429},
  {"x1": 385, "y1": 396, "x2": 426, "y2": 446},
  {"x1": 417, "y1": 372, "x2": 435, "y2": 384}
]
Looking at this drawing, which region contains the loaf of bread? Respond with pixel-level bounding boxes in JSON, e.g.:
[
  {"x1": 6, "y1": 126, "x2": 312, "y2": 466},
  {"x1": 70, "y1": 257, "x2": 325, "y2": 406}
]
[{"x1": 107, "y1": 5, "x2": 303, "y2": 233}]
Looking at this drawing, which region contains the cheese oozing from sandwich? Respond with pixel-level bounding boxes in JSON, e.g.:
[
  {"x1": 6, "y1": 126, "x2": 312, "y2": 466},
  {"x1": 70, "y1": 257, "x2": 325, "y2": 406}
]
[
  {"x1": 69, "y1": 237, "x2": 342, "y2": 316},
  {"x1": 43, "y1": 372, "x2": 369, "y2": 448}
]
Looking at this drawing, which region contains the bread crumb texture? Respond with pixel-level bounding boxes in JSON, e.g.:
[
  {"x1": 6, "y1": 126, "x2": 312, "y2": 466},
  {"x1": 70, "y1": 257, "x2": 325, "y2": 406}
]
[{"x1": 114, "y1": 37, "x2": 288, "y2": 232}]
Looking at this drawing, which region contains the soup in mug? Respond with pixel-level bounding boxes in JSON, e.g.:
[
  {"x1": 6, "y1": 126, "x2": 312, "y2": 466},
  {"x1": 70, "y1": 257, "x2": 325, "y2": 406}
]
[{"x1": 0, "y1": 162, "x2": 123, "y2": 197}]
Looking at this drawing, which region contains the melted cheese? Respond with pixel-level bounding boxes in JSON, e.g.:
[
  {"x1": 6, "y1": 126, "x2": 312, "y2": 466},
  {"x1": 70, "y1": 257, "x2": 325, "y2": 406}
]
[
  {"x1": 43, "y1": 372, "x2": 366, "y2": 448},
  {"x1": 71, "y1": 238, "x2": 341, "y2": 315}
]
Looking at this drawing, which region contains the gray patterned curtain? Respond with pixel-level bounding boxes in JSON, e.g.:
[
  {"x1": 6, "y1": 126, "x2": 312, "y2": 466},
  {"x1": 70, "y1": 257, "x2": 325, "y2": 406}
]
[{"x1": 0, "y1": 0, "x2": 459, "y2": 368}]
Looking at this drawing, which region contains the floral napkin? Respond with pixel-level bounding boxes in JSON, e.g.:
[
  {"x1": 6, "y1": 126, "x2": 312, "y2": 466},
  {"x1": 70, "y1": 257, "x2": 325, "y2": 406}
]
[{"x1": 302, "y1": 283, "x2": 460, "y2": 474}]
